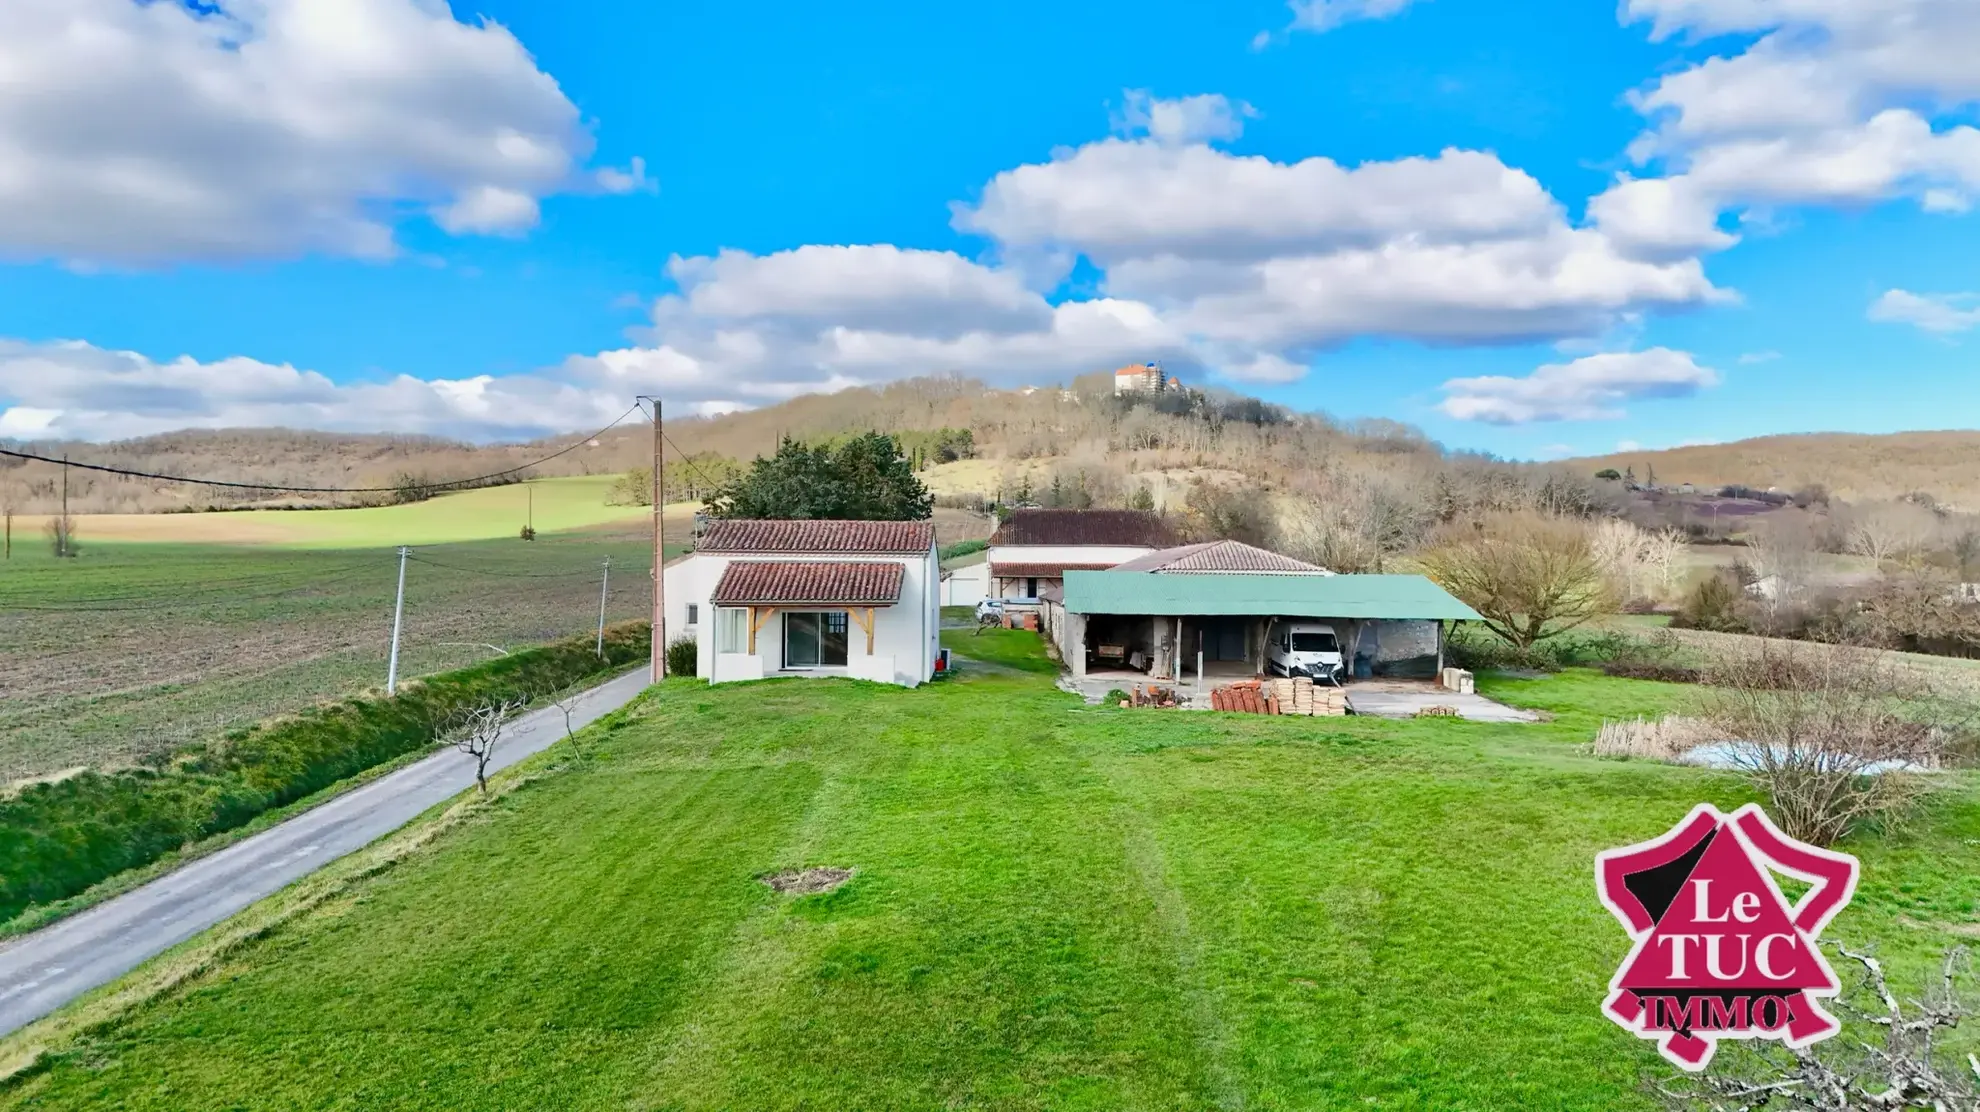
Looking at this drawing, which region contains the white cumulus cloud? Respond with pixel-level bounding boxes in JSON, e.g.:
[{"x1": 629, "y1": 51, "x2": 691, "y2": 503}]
[
  {"x1": 1289, "y1": 0, "x2": 1423, "y2": 34},
  {"x1": 0, "y1": 339, "x2": 627, "y2": 442},
  {"x1": 1597, "y1": 0, "x2": 1980, "y2": 257},
  {"x1": 1116, "y1": 91, "x2": 1255, "y2": 147},
  {"x1": 5, "y1": 87, "x2": 1733, "y2": 440},
  {"x1": 0, "y1": 0, "x2": 613, "y2": 265},
  {"x1": 1867, "y1": 289, "x2": 1980, "y2": 334},
  {"x1": 1438, "y1": 348, "x2": 1721, "y2": 424}
]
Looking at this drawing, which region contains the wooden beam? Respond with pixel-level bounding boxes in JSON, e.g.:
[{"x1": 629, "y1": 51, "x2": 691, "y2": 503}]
[
  {"x1": 747, "y1": 606, "x2": 777, "y2": 655},
  {"x1": 847, "y1": 606, "x2": 876, "y2": 654}
]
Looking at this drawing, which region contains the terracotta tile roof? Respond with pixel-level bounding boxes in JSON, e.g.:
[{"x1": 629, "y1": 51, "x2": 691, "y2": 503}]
[
  {"x1": 1110, "y1": 540, "x2": 1332, "y2": 575},
  {"x1": 698, "y1": 519, "x2": 935, "y2": 555},
  {"x1": 988, "y1": 509, "x2": 1178, "y2": 548},
  {"x1": 990, "y1": 562, "x2": 1122, "y2": 579},
  {"x1": 712, "y1": 561, "x2": 905, "y2": 606}
]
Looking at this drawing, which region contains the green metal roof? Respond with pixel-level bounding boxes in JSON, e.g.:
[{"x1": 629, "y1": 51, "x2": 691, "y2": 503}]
[{"x1": 1061, "y1": 571, "x2": 1482, "y2": 621}]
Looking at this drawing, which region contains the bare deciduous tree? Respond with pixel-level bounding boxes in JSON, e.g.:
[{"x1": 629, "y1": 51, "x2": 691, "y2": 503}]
[
  {"x1": 1417, "y1": 513, "x2": 1617, "y2": 651},
  {"x1": 448, "y1": 695, "x2": 532, "y2": 795},
  {"x1": 1841, "y1": 501, "x2": 1941, "y2": 570},
  {"x1": 1659, "y1": 944, "x2": 1977, "y2": 1111},
  {"x1": 1700, "y1": 643, "x2": 1960, "y2": 847}
]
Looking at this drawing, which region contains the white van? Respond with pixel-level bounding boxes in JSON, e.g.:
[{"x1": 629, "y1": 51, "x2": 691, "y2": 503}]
[{"x1": 1265, "y1": 620, "x2": 1344, "y2": 684}]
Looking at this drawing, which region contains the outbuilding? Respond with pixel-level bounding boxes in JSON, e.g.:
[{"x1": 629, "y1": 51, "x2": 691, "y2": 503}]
[{"x1": 1055, "y1": 570, "x2": 1481, "y2": 684}]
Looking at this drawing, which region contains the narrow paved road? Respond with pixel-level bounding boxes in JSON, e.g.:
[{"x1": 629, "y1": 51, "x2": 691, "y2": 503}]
[{"x1": 0, "y1": 668, "x2": 651, "y2": 1038}]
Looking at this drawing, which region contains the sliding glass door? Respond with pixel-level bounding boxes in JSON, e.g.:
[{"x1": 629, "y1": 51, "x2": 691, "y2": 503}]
[{"x1": 784, "y1": 612, "x2": 850, "y2": 668}]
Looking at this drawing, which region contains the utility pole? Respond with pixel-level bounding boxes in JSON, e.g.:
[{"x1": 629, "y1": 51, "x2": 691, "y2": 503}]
[
  {"x1": 596, "y1": 556, "x2": 611, "y2": 658},
  {"x1": 639, "y1": 396, "x2": 666, "y2": 682},
  {"x1": 58, "y1": 454, "x2": 68, "y2": 558},
  {"x1": 387, "y1": 545, "x2": 409, "y2": 695}
]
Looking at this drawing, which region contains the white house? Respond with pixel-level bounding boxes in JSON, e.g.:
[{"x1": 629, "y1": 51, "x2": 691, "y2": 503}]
[
  {"x1": 663, "y1": 519, "x2": 940, "y2": 687},
  {"x1": 986, "y1": 508, "x2": 1178, "y2": 601}
]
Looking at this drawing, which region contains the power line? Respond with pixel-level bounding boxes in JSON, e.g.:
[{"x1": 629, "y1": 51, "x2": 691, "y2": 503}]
[
  {"x1": 660, "y1": 431, "x2": 726, "y2": 497},
  {"x1": 0, "y1": 404, "x2": 642, "y2": 495},
  {"x1": 403, "y1": 554, "x2": 608, "y2": 581}
]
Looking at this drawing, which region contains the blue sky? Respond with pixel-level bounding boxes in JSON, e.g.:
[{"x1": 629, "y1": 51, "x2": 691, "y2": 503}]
[{"x1": 1, "y1": 0, "x2": 1977, "y2": 458}]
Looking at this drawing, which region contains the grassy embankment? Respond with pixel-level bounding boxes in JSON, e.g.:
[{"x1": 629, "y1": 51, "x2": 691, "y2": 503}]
[
  {"x1": 4, "y1": 630, "x2": 1974, "y2": 1110},
  {"x1": 0, "y1": 624, "x2": 651, "y2": 931},
  {"x1": 0, "y1": 478, "x2": 693, "y2": 782}
]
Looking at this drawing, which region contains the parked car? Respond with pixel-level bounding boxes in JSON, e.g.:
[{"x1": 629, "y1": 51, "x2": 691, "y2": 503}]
[
  {"x1": 975, "y1": 598, "x2": 1005, "y2": 625},
  {"x1": 1265, "y1": 620, "x2": 1344, "y2": 684}
]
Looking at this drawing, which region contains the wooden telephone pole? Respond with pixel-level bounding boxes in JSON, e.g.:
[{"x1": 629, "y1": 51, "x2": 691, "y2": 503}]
[{"x1": 639, "y1": 396, "x2": 666, "y2": 682}]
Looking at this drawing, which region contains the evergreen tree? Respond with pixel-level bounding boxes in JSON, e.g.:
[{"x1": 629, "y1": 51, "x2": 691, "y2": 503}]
[{"x1": 707, "y1": 433, "x2": 932, "y2": 520}]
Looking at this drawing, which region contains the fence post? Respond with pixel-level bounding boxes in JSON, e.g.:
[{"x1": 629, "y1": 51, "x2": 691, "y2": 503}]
[{"x1": 387, "y1": 546, "x2": 408, "y2": 694}]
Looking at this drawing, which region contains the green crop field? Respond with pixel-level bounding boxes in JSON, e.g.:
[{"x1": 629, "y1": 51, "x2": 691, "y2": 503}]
[
  {"x1": 6, "y1": 636, "x2": 1973, "y2": 1110},
  {"x1": 12, "y1": 476, "x2": 690, "y2": 548},
  {"x1": 0, "y1": 525, "x2": 681, "y2": 784}
]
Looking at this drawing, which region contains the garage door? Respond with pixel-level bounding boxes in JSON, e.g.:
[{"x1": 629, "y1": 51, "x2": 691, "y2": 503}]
[{"x1": 1200, "y1": 619, "x2": 1249, "y2": 662}]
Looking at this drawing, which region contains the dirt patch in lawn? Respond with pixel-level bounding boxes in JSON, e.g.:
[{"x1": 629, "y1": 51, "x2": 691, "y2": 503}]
[{"x1": 761, "y1": 867, "x2": 853, "y2": 895}]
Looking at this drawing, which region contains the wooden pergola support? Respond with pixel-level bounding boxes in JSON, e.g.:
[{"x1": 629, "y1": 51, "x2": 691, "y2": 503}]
[
  {"x1": 747, "y1": 606, "x2": 778, "y2": 655},
  {"x1": 848, "y1": 606, "x2": 877, "y2": 654}
]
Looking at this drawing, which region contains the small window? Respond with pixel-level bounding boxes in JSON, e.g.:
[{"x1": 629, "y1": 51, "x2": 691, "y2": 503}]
[{"x1": 686, "y1": 603, "x2": 700, "y2": 626}]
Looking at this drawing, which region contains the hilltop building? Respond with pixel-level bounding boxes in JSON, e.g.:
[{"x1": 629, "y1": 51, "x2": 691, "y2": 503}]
[{"x1": 1113, "y1": 362, "x2": 1181, "y2": 395}]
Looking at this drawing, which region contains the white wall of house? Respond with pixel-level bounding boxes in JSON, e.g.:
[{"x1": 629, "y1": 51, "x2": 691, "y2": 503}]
[{"x1": 662, "y1": 547, "x2": 939, "y2": 688}]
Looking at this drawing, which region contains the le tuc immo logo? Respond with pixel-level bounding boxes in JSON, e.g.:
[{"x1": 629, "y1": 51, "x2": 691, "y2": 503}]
[{"x1": 1595, "y1": 803, "x2": 1859, "y2": 1071}]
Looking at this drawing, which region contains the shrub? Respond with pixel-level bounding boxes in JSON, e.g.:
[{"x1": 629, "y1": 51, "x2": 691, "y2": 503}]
[
  {"x1": 0, "y1": 623, "x2": 651, "y2": 924},
  {"x1": 1445, "y1": 625, "x2": 1576, "y2": 673},
  {"x1": 1671, "y1": 572, "x2": 1745, "y2": 633},
  {"x1": 940, "y1": 539, "x2": 988, "y2": 561},
  {"x1": 665, "y1": 634, "x2": 698, "y2": 676},
  {"x1": 1698, "y1": 642, "x2": 1964, "y2": 846}
]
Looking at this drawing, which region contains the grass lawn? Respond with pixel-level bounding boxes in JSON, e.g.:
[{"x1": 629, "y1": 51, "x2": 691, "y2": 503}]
[
  {"x1": 944, "y1": 625, "x2": 1064, "y2": 674},
  {"x1": 6, "y1": 639, "x2": 1975, "y2": 1110}
]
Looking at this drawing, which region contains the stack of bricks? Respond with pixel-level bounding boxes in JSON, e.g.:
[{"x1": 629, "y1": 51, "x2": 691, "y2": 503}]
[{"x1": 1209, "y1": 680, "x2": 1269, "y2": 713}]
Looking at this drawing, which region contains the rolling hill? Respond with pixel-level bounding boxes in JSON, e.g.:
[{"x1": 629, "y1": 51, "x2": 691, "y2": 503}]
[
  {"x1": 8, "y1": 375, "x2": 1977, "y2": 517},
  {"x1": 1565, "y1": 431, "x2": 1980, "y2": 509}
]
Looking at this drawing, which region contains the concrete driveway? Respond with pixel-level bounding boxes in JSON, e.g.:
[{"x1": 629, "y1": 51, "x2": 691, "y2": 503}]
[{"x1": 0, "y1": 667, "x2": 651, "y2": 1039}]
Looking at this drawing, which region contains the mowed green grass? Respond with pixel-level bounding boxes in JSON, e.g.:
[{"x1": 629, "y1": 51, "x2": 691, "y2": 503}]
[{"x1": 7, "y1": 647, "x2": 1976, "y2": 1110}]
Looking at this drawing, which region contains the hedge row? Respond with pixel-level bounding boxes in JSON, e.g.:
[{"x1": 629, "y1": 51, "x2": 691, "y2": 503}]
[{"x1": 0, "y1": 623, "x2": 650, "y2": 924}]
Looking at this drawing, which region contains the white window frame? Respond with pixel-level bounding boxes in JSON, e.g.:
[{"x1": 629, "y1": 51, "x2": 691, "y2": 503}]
[{"x1": 716, "y1": 607, "x2": 749, "y2": 653}]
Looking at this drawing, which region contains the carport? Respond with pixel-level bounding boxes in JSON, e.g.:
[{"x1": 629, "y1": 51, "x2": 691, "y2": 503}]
[{"x1": 1058, "y1": 571, "x2": 1482, "y2": 684}]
